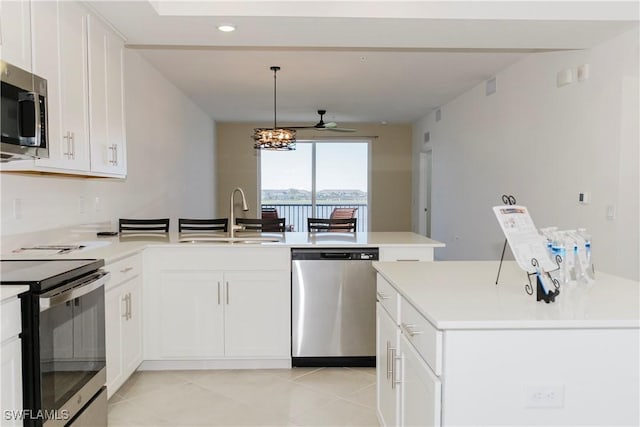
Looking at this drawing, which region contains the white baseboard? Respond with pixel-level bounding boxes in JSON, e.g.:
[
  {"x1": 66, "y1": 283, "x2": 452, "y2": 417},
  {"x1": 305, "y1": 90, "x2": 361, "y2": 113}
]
[{"x1": 138, "y1": 358, "x2": 292, "y2": 370}]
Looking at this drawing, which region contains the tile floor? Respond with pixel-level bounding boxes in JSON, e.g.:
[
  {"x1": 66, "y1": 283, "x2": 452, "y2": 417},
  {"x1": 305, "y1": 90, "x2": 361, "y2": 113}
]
[{"x1": 108, "y1": 368, "x2": 379, "y2": 427}]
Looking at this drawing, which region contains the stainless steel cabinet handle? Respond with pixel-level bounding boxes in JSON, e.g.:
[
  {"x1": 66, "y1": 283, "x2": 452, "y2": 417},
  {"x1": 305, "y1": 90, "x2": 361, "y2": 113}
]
[
  {"x1": 128, "y1": 293, "x2": 132, "y2": 320},
  {"x1": 391, "y1": 349, "x2": 398, "y2": 389},
  {"x1": 70, "y1": 132, "x2": 75, "y2": 159},
  {"x1": 108, "y1": 144, "x2": 118, "y2": 165},
  {"x1": 392, "y1": 353, "x2": 402, "y2": 388},
  {"x1": 63, "y1": 132, "x2": 71, "y2": 158},
  {"x1": 226, "y1": 281, "x2": 229, "y2": 304},
  {"x1": 122, "y1": 294, "x2": 128, "y2": 319},
  {"x1": 120, "y1": 267, "x2": 133, "y2": 273},
  {"x1": 396, "y1": 259, "x2": 419, "y2": 262},
  {"x1": 402, "y1": 323, "x2": 424, "y2": 336},
  {"x1": 376, "y1": 291, "x2": 390, "y2": 300},
  {"x1": 217, "y1": 282, "x2": 221, "y2": 305},
  {"x1": 386, "y1": 341, "x2": 391, "y2": 380}
]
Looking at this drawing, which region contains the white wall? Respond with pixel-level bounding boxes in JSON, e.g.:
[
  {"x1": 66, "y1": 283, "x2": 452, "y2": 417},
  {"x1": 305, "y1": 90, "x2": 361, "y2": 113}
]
[
  {"x1": 0, "y1": 49, "x2": 216, "y2": 237},
  {"x1": 413, "y1": 27, "x2": 639, "y2": 280}
]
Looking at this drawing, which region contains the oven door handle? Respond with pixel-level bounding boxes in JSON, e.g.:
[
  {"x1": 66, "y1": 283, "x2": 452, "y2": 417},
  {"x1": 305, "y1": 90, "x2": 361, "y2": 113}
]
[{"x1": 40, "y1": 271, "x2": 110, "y2": 311}]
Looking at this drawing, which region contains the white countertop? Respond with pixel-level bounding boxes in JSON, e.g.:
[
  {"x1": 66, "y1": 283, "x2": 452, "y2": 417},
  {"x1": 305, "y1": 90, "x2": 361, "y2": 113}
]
[
  {"x1": 373, "y1": 260, "x2": 640, "y2": 330},
  {"x1": 2, "y1": 231, "x2": 444, "y2": 264},
  {"x1": 1, "y1": 285, "x2": 29, "y2": 302}
]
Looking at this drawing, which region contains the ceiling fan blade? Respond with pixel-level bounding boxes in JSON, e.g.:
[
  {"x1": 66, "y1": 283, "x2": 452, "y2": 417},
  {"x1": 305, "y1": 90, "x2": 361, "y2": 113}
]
[
  {"x1": 317, "y1": 127, "x2": 357, "y2": 133},
  {"x1": 286, "y1": 110, "x2": 356, "y2": 132}
]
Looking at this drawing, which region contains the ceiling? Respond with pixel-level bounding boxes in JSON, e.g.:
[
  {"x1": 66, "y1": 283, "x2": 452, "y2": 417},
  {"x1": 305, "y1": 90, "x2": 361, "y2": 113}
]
[{"x1": 87, "y1": 1, "x2": 639, "y2": 125}]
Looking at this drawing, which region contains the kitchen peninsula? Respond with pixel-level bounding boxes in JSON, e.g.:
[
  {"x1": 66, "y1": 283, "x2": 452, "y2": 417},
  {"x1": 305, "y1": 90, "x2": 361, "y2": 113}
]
[
  {"x1": 374, "y1": 260, "x2": 640, "y2": 426},
  {"x1": 1, "y1": 229, "x2": 444, "y2": 400}
]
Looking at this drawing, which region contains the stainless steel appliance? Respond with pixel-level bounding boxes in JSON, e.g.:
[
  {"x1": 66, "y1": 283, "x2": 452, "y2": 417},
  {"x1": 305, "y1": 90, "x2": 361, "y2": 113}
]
[
  {"x1": 291, "y1": 248, "x2": 379, "y2": 367},
  {"x1": 0, "y1": 259, "x2": 109, "y2": 427},
  {"x1": 0, "y1": 60, "x2": 49, "y2": 161}
]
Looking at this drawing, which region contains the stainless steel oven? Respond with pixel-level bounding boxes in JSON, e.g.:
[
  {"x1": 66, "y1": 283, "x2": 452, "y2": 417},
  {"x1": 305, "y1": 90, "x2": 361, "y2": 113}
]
[
  {"x1": 0, "y1": 60, "x2": 49, "y2": 161},
  {"x1": 0, "y1": 260, "x2": 109, "y2": 427}
]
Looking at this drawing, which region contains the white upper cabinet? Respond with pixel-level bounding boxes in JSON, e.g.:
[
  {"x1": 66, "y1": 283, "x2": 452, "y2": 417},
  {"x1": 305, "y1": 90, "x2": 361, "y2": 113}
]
[
  {"x1": 0, "y1": 0, "x2": 32, "y2": 71},
  {"x1": 1, "y1": 1, "x2": 127, "y2": 177},
  {"x1": 32, "y1": 0, "x2": 90, "y2": 171},
  {"x1": 88, "y1": 15, "x2": 126, "y2": 176}
]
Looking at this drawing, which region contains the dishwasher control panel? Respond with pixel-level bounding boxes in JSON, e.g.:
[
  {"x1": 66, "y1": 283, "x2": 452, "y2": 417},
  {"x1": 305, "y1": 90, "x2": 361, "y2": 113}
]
[{"x1": 291, "y1": 248, "x2": 379, "y2": 261}]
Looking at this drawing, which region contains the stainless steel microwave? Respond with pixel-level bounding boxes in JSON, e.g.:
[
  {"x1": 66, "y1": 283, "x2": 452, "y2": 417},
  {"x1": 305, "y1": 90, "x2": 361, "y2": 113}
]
[{"x1": 1, "y1": 60, "x2": 49, "y2": 161}]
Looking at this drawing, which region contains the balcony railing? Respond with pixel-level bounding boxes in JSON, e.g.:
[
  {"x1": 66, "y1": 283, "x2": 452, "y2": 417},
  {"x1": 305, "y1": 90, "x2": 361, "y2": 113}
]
[{"x1": 261, "y1": 203, "x2": 368, "y2": 232}]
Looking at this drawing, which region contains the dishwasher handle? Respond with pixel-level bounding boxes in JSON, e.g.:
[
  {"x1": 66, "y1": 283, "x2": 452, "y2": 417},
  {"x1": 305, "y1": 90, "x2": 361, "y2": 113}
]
[{"x1": 320, "y1": 252, "x2": 352, "y2": 260}]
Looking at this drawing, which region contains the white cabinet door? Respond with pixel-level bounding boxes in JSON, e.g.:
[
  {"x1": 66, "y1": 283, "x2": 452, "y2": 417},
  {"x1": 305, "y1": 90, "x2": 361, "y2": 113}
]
[
  {"x1": 121, "y1": 276, "x2": 142, "y2": 376},
  {"x1": 105, "y1": 285, "x2": 124, "y2": 398},
  {"x1": 0, "y1": 0, "x2": 32, "y2": 71},
  {"x1": 224, "y1": 271, "x2": 290, "y2": 357},
  {"x1": 157, "y1": 271, "x2": 224, "y2": 358},
  {"x1": 0, "y1": 337, "x2": 22, "y2": 427},
  {"x1": 377, "y1": 305, "x2": 399, "y2": 427},
  {"x1": 399, "y1": 335, "x2": 441, "y2": 427},
  {"x1": 34, "y1": 0, "x2": 90, "y2": 171},
  {"x1": 88, "y1": 15, "x2": 126, "y2": 176}
]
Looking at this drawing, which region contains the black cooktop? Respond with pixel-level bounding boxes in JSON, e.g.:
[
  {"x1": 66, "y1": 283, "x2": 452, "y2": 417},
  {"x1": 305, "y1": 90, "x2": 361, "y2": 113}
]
[{"x1": 0, "y1": 259, "x2": 104, "y2": 292}]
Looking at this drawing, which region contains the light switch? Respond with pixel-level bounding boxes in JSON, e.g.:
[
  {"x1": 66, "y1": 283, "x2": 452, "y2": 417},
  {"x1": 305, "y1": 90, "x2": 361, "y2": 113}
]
[
  {"x1": 606, "y1": 204, "x2": 616, "y2": 220},
  {"x1": 557, "y1": 68, "x2": 573, "y2": 87},
  {"x1": 577, "y1": 64, "x2": 590, "y2": 82}
]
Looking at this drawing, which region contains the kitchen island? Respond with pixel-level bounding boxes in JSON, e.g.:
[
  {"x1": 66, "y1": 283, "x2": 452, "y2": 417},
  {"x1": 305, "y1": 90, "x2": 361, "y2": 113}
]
[{"x1": 374, "y1": 260, "x2": 640, "y2": 426}]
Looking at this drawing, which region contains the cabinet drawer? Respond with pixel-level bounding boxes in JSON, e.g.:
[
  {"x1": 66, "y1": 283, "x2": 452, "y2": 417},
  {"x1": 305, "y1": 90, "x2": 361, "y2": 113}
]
[
  {"x1": 377, "y1": 274, "x2": 399, "y2": 323},
  {"x1": 1, "y1": 297, "x2": 22, "y2": 342},
  {"x1": 105, "y1": 253, "x2": 142, "y2": 290},
  {"x1": 379, "y1": 246, "x2": 434, "y2": 262},
  {"x1": 400, "y1": 297, "x2": 442, "y2": 376}
]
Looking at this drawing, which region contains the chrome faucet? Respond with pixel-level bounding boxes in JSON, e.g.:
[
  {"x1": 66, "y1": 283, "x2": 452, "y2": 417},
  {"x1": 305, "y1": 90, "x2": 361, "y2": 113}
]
[{"x1": 229, "y1": 187, "x2": 249, "y2": 238}]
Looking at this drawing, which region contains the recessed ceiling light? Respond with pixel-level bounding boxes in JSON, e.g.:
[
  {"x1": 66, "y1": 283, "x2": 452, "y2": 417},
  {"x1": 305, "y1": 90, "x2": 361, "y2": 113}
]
[{"x1": 217, "y1": 24, "x2": 236, "y2": 32}]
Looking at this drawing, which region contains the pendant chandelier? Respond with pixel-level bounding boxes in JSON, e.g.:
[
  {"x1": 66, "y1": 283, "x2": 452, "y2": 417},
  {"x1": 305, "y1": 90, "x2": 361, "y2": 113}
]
[{"x1": 253, "y1": 66, "x2": 296, "y2": 151}]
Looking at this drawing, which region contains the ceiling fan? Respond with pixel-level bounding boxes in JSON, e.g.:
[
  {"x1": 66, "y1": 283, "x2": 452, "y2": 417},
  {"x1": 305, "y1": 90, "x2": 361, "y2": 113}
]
[{"x1": 289, "y1": 110, "x2": 357, "y2": 133}]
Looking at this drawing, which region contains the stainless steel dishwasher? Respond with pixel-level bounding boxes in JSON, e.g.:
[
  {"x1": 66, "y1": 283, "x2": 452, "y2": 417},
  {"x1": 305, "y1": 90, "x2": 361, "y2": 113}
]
[{"x1": 291, "y1": 247, "x2": 379, "y2": 367}]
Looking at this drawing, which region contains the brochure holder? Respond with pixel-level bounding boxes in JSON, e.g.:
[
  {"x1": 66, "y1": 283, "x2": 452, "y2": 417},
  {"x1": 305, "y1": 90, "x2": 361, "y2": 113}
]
[
  {"x1": 525, "y1": 257, "x2": 561, "y2": 303},
  {"x1": 493, "y1": 196, "x2": 561, "y2": 303}
]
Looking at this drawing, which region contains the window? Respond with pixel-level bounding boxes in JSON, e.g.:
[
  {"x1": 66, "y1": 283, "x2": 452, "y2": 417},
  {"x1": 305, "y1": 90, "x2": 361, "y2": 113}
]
[{"x1": 260, "y1": 140, "x2": 369, "y2": 232}]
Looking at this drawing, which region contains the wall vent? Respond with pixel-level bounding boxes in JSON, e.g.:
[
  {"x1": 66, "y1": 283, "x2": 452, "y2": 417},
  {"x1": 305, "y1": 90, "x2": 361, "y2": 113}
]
[
  {"x1": 486, "y1": 77, "x2": 497, "y2": 96},
  {"x1": 424, "y1": 132, "x2": 430, "y2": 143},
  {"x1": 435, "y1": 109, "x2": 441, "y2": 122}
]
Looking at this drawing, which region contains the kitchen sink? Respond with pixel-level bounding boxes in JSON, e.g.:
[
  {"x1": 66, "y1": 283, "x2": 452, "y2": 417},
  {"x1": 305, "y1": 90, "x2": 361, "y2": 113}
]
[{"x1": 178, "y1": 237, "x2": 281, "y2": 244}]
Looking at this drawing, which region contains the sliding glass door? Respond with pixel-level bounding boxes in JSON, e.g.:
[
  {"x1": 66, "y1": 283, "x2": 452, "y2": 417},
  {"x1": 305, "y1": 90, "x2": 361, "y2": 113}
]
[{"x1": 260, "y1": 140, "x2": 369, "y2": 232}]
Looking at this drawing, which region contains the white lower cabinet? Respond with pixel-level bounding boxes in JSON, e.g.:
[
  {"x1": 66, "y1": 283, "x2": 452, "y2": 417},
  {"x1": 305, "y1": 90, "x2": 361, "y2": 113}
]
[
  {"x1": 157, "y1": 270, "x2": 224, "y2": 358},
  {"x1": 224, "y1": 271, "x2": 290, "y2": 357},
  {"x1": 1, "y1": 297, "x2": 23, "y2": 427},
  {"x1": 398, "y1": 334, "x2": 441, "y2": 427},
  {"x1": 105, "y1": 254, "x2": 143, "y2": 398},
  {"x1": 143, "y1": 247, "x2": 291, "y2": 366},
  {"x1": 377, "y1": 305, "x2": 399, "y2": 427},
  {"x1": 377, "y1": 274, "x2": 442, "y2": 427}
]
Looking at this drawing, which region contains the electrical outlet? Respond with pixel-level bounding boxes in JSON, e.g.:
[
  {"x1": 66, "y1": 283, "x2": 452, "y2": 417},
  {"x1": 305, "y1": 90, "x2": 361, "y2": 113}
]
[
  {"x1": 578, "y1": 192, "x2": 591, "y2": 204},
  {"x1": 94, "y1": 197, "x2": 101, "y2": 212},
  {"x1": 525, "y1": 385, "x2": 564, "y2": 408}
]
